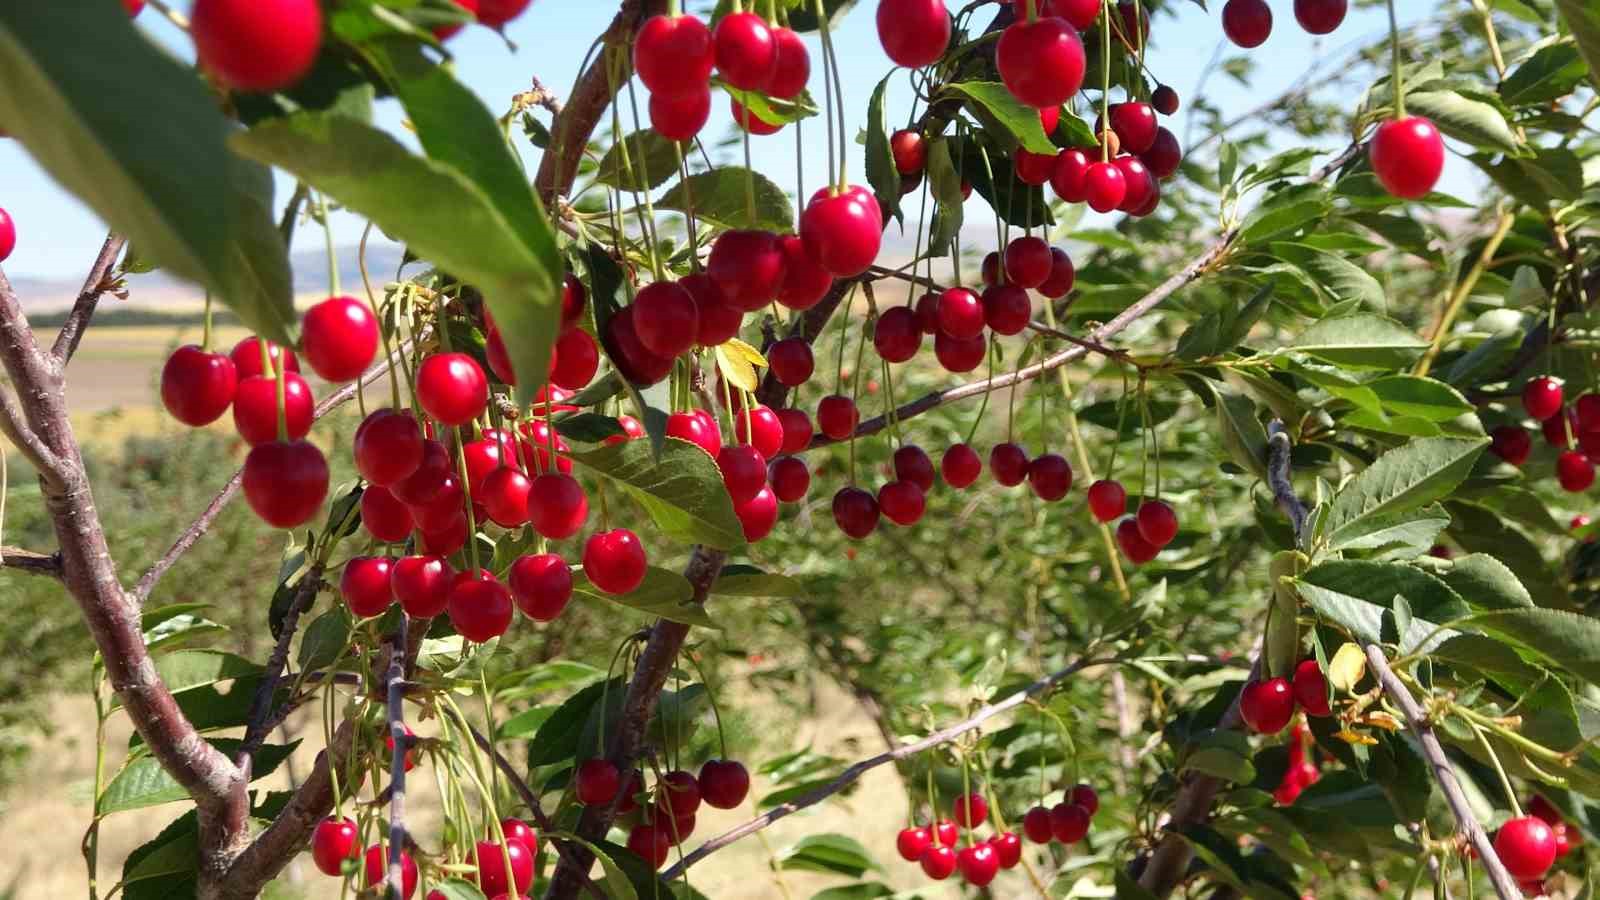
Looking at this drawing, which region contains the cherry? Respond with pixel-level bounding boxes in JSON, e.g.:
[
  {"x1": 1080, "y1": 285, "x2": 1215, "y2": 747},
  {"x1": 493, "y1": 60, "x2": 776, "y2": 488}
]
[
  {"x1": 1115, "y1": 154, "x2": 1155, "y2": 213},
  {"x1": 161, "y1": 345, "x2": 237, "y2": 427},
  {"x1": 1140, "y1": 127, "x2": 1183, "y2": 180},
  {"x1": 230, "y1": 336, "x2": 299, "y2": 379},
  {"x1": 476, "y1": 0, "x2": 532, "y2": 27},
  {"x1": 1496, "y1": 817, "x2": 1558, "y2": 880},
  {"x1": 363, "y1": 846, "x2": 418, "y2": 899},
  {"x1": 1293, "y1": 0, "x2": 1346, "y2": 34},
  {"x1": 941, "y1": 443, "x2": 983, "y2": 488},
  {"x1": 391, "y1": 555, "x2": 451, "y2": 618},
  {"x1": 301, "y1": 296, "x2": 378, "y2": 383},
  {"x1": 449, "y1": 575, "x2": 514, "y2": 643},
  {"x1": 1004, "y1": 236, "x2": 1052, "y2": 289},
  {"x1": 1039, "y1": 104, "x2": 1060, "y2": 134},
  {"x1": 718, "y1": 445, "x2": 768, "y2": 503},
  {"x1": 1116, "y1": 517, "x2": 1159, "y2": 564},
  {"x1": 503, "y1": 552, "x2": 570, "y2": 621},
  {"x1": 957, "y1": 843, "x2": 999, "y2": 886},
  {"x1": 667, "y1": 410, "x2": 722, "y2": 457},
  {"x1": 768, "y1": 338, "x2": 815, "y2": 386},
  {"x1": 361, "y1": 485, "x2": 414, "y2": 542},
  {"x1": 873, "y1": 306, "x2": 922, "y2": 363},
  {"x1": 1543, "y1": 409, "x2": 1577, "y2": 448},
  {"x1": 996, "y1": 17, "x2": 1085, "y2": 108},
  {"x1": 191, "y1": 0, "x2": 322, "y2": 92},
  {"x1": 632, "y1": 281, "x2": 700, "y2": 360},
  {"x1": 733, "y1": 485, "x2": 778, "y2": 540},
  {"x1": 1051, "y1": 148, "x2": 1092, "y2": 203},
  {"x1": 485, "y1": 321, "x2": 515, "y2": 385},
  {"x1": 576, "y1": 758, "x2": 622, "y2": 806},
  {"x1": 709, "y1": 230, "x2": 787, "y2": 311},
  {"x1": 353, "y1": 408, "x2": 424, "y2": 486},
  {"x1": 479, "y1": 468, "x2": 531, "y2": 528},
  {"x1": 1116, "y1": 0, "x2": 1151, "y2": 43},
  {"x1": 419, "y1": 514, "x2": 468, "y2": 556},
  {"x1": 1558, "y1": 450, "x2": 1594, "y2": 493},
  {"x1": 732, "y1": 98, "x2": 783, "y2": 135},
  {"x1": 583, "y1": 529, "x2": 648, "y2": 594},
  {"x1": 983, "y1": 285, "x2": 1032, "y2": 336},
  {"x1": 409, "y1": 472, "x2": 465, "y2": 532},
  {"x1": 0, "y1": 207, "x2": 12, "y2": 262},
  {"x1": 713, "y1": 11, "x2": 777, "y2": 91},
  {"x1": 801, "y1": 186, "x2": 883, "y2": 278},
  {"x1": 662, "y1": 813, "x2": 697, "y2": 845},
  {"x1": 1109, "y1": 102, "x2": 1158, "y2": 154},
  {"x1": 1087, "y1": 479, "x2": 1127, "y2": 522},
  {"x1": 1240, "y1": 677, "x2": 1296, "y2": 733},
  {"x1": 340, "y1": 556, "x2": 395, "y2": 618},
  {"x1": 878, "y1": 480, "x2": 927, "y2": 526},
  {"x1": 1578, "y1": 393, "x2": 1600, "y2": 430},
  {"x1": 1221, "y1": 0, "x2": 1272, "y2": 47},
  {"x1": 499, "y1": 819, "x2": 537, "y2": 857},
  {"x1": 990, "y1": 832, "x2": 1022, "y2": 869},
  {"x1": 551, "y1": 329, "x2": 599, "y2": 391},
  {"x1": 432, "y1": 0, "x2": 479, "y2": 39},
  {"x1": 733, "y1": 406, "x2": 783, "y2": 458},
  {"x1": 919, "y1": 844, "x2": 958, "y2": 880},
  {"x1": 232, "y1": 373, "x2": 313, "y2": 445},
  {"x1": 932, "y1": 819, "x2": 959, "y2": 847},
  {"x1": 650, "y1": 86, "x2": 711, "y2": 142},
  {"x1": 832, "y1": 486, "x2": 880, "y2": 539},
  {"x1": 391, "y1": 440, "x2": 451, "y2": 505},
  {"x1": 775, "y1": 409, "x2": 813, "y2": 455},
  {"x1": 1369, "y1": 115, "x2": 1445, "y2": 199},
  {"x1": 769, "y1": 456, "x2": 810, "y2": 502},
  {"x1": 651, "y1": 770, "x2": 701, "y2": 821},
  {"x1": 627, "y1": 823, "x2": 671, "y2": 868},
  {"x1": 890, "y1": 129, "x2": 926, "y2": 175},
  {"x1": 1028, "y1": 453, "x2": 1073, "y2": 501},
  {"x1": 777, "y1": 234, "x2": 834, "y2": 311},
  {"x1": 1050, "y1": 802, "x2": 1090, "y2": 843},
  {"x1": 311, "y1": 816, "x2": 360, "y2": 876},
  {"x1": 416, "y1": 353, "x2": 488, "y2": 426},
  {"x1": 1014, "y1": 148, "x2": 1057, "y2": 186},
  {"x1": 473, "y1": 839, "x2": 534, "y2": 897},
  {"x1": 817, "y1": 395, "x2": 859, "y2": 440},
  {"x1": 698, "y1": 759, "x2": 750, "y2": 809},
  {"x1": 990, "y1": 442, "x2": 1030, "y2": 487},
  {"x1": 527, "y1": 473, "x2": 589, "y2": 540},
  {"x1": 1068, "y1": 783, "x2": 1100, "y2": 816},
  {"x1": 981, "y1": 252, "x2": 1003, "y2": 287},
  {"x1": 915, "y1": 291, "x2": 942, "y2": 334},
  {"x1": 124, "y1": 0, "x2": 147, "y2": 15},
  {"x1": 243, "y1": 440, "x2": 327, "y2": 528},
  {"x1": 675, "y1": 274, "x2": 738, "y2": 347},
  {"x1": 1136, "y1": 499, "x2": 1179, "y2": 547},
  {"x1": 1292, "y1": 658, "x2": 1331, "y2": 717},
  {"x1": 1022, "y1": 806, "x2": 1053, "y2": 843},
  {"x1": 876, "y1": 0, "x2": 951, "y2": 68},
  {"x1": 891, "y1": 445, "x2": 935, "y2": 492},
  {"x1": 635, "y1": 14, "x2": 714, "y2": 98},
  {"x1": 766, "y1": 25, "x2": 810, "y2": 98},
  {"x1": 1037, "y1": 247, "x2": 1076, "y2": 298},
  {"x1": 953, "y1": 792, "x2": 988, "y2": 828},
  {"x1": 560, "y1": 274, "x2": 588, "y2": 333},
  {"x1": 1523, "y1": 376, "x2": 1564, "y2": 421},
  {"x1": 1083, "y1": 161, "x2": 1127, "y2": 213},
  {"x1": 938, "y1": 287, "x2": 986, "y2": 339},
  {"x1": 1049, "y1": 0, "x2": 1100, "y2": 28},
  {"x1": 603, "y1": 305, "x2": 675, "y2": 385},
  {"x1": 1152, "y1": 84, "x2": 1180, "y2": 115},
  {"x1": 896, "y1": 826, "x2": 933, "y2": 862}
]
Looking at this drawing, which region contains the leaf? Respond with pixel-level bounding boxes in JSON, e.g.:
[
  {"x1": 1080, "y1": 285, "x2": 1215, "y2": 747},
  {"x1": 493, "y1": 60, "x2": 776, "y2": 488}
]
[
  {"x1": 1434, "y1": 553, "x2": 1533, "y2": 610},
  {"x1": 947, "y1": 134, "x2": 1051, "y2": 227},
  {"x1": 553, "y1": 412, "x2": 627, "y2": 443},
  {"x1": 99, "y1": 739, "x2": 296, "y2": 815},
  {"x1": 1501, "y1": 42, "x2": 1589, "y2": 105},
  {"x1": 1365, "y1": 376, "x2": 1475, "y2": 422},
  {"x1": 778, "y1": 834, "x2": 883, "y2": 878},
  {"x1": 525, "y1": 679, "x2": 615, "y2": 765},
  {"x1": 711, "y1": 564, "x2": 803, "y2": 597},
  {"x1": 1183, "y1": 746, "x2": 1256, "y2": 783},
  {"x1": 1299, "y1": 560, "x2": 1467, "y2": 625},
  {"x1": 562, "y1": 837, "x2": 640, "y2": 900},
  {"x1": 1465, "y1": 609, "x2": 1600, "y2": 688},
  {"x1": 569, "y1": 439, "x2": 746, "y2": 550},
  {"x1": 944, "y1": 82, "x2": 1057, "y2": 154},
  {"x1": 785, "y1": 0, "x2": 856, "y2": 32},
  {"x1": 1405, "y1": 90, "x2": 1522, "y2": 155},
  {"x1": 594, "y1": 129, "x2": 681, "y2": 192},
  {"x1": 122, "y1": 810, "x2": 197, "y2": 885},
  {"x1": 297, "y1": 609, "x2": 351, "y2": 671},
  {"x1": 809, "y1": 884, "x2": 894, "y2": 900},
  {"x1": 1239, "y1": 184, "x2": 1330, "y2": 244},
  {"x1": 1324, "y1": 504, "x2": 1449, "y2": 558},
  {"x1": 719, "y1": 83, "x2": 820, "y2": 125},
  {"x1": 863, "y1": 74, "x2": 902, "y2": 227},
  {"x1": 1287, "y1": 314, "x2": 1428, "y2": 369},
  {"x1": 1265, "y1": 552, "x2": 1303, "y2": 678},
  {"x1": 656, "y1": 167, "x2": 794, "y2": 233},
  {"x1": 1324, "y1": 437, "x2": 1487, "y2": 543},
  {"x1": 1214, "y1": 383, "x2": 1268, "y2": 478},
  {"x1": 1327, "y1": 642, "x2": 1367, "y2": 691},
  {"x1": 495, "y1": 705, "x2": 555, "y2": 741},
  {"x1": 1556, "y1": 0, "x2": 1600, "y2": 93},
  {"x1": 0, "y1": 0, "x2": 295, "y2": 343},
  {"x1": 1295, "y1": 573, "x2": 1457, "y2": 653},
  {"x1": 146, "y1": 650, "x2": 261, "y2": 698},
  {"x1": 1445, "y1": 501, "x2": 1569, "y2": 606},
  {"x1": 1270, "y1": 243, "x2": 1385, "y2": 310},
  {"x1": 715, "y1": 342, "x2": 759, "y2": 392},
  {"x1": 426, "y1": 880, "x2": 490, "y2": 900},
  {"x1": 572, "y1": 566, "x2": 716, "y2": 629},
  {"x1": 1476, "y1": 147, "x2": 1585, "y2": 207}
]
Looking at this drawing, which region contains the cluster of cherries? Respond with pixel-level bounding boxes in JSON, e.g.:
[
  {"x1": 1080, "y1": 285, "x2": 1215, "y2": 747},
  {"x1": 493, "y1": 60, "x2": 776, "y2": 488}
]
[
  {"x1": 892, "y1": 786, "x2": 1099, "y2": 886},
  {"x1": 1239, "y1": 658, "x2": 1331, "y2": 734},
  {"x1": 1219, "y1": 0, "x2": 1348, "y2": 48},
  {"x1": 582, "y1": 758, "x2": 754, "y2": 867},
  {"x1": 310, "y1": 812, "x2": 543, "y2": 900},
  {"x1": 633, "y1": 8, "x2": 810, "y2": 141},
  {"x1": 1490, "y1": 376, "x2": 1600, "y2": 494}
]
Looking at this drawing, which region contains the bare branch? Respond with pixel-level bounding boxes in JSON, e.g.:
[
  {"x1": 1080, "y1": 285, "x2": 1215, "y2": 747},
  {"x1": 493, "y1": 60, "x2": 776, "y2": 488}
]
[
  {"x1": 1266, "y1": 421, "x2": 1308, "y2": 540},
  {"x1": 0, "y1": 545, "x2": 62, "y2": 577},
  {"x1": 386, "y1": 617, "x2": 411, "y2": 899},
  {"x1": 51, "y1": 231, "x2": 127, "y2": 364},
  {"x1": 237, "y1": 566, "x2": 324, "y2": 767}
]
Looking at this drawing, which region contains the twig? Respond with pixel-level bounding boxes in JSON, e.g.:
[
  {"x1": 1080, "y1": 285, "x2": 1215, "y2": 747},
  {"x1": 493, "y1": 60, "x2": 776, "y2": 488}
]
[
  {"x1": 865, "y1": 263, "x2": 947, "y2": 292},
  {"x1": 1415, "y1": 207, "x2": 1515, "y2": 377},
  {"x1": 237, "y1": 567, "x2": 324, "y2": 767},
  {"x1": 1266, "y1": 421, "x2": 1307, "y2": 540},
  {"x1": 1026, "y1": 320, "x2": 1132, "y2": 362},
  {"x1": 50, "y1": 231, "x2": 126, "y2": 365},
  {"x1": 386, "y1": 618, "x2": 410, "y2": 900},
  {"x1": 0, "y1": 544, "x2": 62, "y2": 578}
]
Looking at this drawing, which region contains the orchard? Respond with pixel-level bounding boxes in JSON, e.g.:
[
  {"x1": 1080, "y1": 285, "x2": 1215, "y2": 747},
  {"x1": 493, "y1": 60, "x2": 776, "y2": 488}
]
[{"x1": 0, "y1": 0, "x2": 1597, "y2": 897}]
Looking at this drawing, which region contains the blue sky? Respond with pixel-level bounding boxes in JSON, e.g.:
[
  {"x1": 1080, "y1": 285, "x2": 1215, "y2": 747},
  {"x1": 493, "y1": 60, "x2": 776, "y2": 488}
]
[{"x1": 1, "y1": 0, "x2": 1436, "y2": 283}]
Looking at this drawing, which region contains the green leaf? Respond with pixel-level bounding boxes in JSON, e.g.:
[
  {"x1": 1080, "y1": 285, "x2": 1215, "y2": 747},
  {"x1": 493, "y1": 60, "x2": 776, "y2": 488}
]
[
  {"x1": 1287, "y1": 314, "x2": 1428, "y2": 369},
  {"x1": 1323, "y1": 503, "x2": 1449, "y2": 557},
  {"x1": 1433, "y1": 553, "x2": 1533, "y2": 611},
  {"x1": 1325, "y1": 437, "x2": 1487, "y2": 543},
  {"x1": 553, "y1": 412, "x2": 628, "y2": 444},
  {"x1": 778, "y1": 834, "x2": 883, "y2": 878},
  {"x1": 863, "y1": 74, "x2": 902, "y2": 227},
  {"x1": 495, "y1": 705, "x2": 555, "y2": 741},
  {"x1": 1239, "y1": 184, "x2": 1330, "y2": 244},
  {"x1": 1298, "y1": 560, "x2": 1467, "y2": 624},
  {"x1": 594, "y1": 129, "x2": 681, "y2": 192},
  {"x1": 569, "y1": 439, "x2": 746, "y2": 550},
  {"x1": 948, "y1": 134, "x2": 1051, "y2": 227},
  {"x1": 573, "y1": 566, "x2": 715, "y2": 629},
  {"x1": 1476, "y1": 147, "x2": 1585, "y2": 207},
  {"x1": 809, "y1": 884, "x2": 894, "y2": 900},
  {"x1": 785, "y1": 0, "x2": 857, "y2": 32},
  {"x1": 1446, "y1": 501, "x2": 1569, "y2": 607},
  {"x1": 122, "y1": 811, "x2": 197, "y2": 885},
  {"x1": 1465, "y1": 609, "x2": 1600, "y2": 688},
  {"x1": 656, "y1": 167, "x2": 794, "y2": 233},
  {"x1": 99, "y1": 739, "x2": 296, "y2": 815},
  {"x1": 944, "y1": 82, "x2": 1057, "y2": 154},
  {"x1": 711, "y1": 564, "x2": 803, "y2": 597},
  {"x1": 1405, "y1": 90, "x2": 1522, "y2": 155},
  {"x1": 1214, "y1": 382, "x2": 1268, "y2": 479},
  {"x1": 1183, "y1": 746, "x2": 1256, "y2": 783},
  {"x1": 1500, "y1": 42, "x2": 1589, "y2": 105},
  {"x1": 1365, "y1": 376, "x2": 1475, "y2": 422},
  {"x1": 425, "y1": 879, "x2": 490, "y2": 900},
  {"x1": 1296, "y1": 570, "x2": 1458, "y2": 653},
  {"x1": 145, "y1": 650, "x2": 261, "y2": 698},
  {"x1": 0, "y1": 0, "x2": 295, "y2": 343},
  {"x1": 1555, "y1": 0, "x2": 1600, "y2": 94},
  {"x1": 525, "y1": 679, "x2": 615, "y2": 765},
  {"x1": 297, "y1": 609, "x2": 351, "y2": 671},
  {"x1": 1270, "y1": 243, "x2": 1385, "y2": 310},
  {"x1": 719, "y1": 83, "x2": 820, "y2": 125},
  {"x1": 562, "y1": 837, "x2": 640, "y2": 900}
]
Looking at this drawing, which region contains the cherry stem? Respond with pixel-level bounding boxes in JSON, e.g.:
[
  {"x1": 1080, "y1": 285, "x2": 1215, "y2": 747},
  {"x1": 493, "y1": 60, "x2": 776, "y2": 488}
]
[
  {"x1": 964, "y1": 344, "x2": 995, "y2": 447},
  {"x1": 200, "y1": 291, "x2": 213, "y2": 351},
  {"x1": 683, "y1": 649, "x2": 729, "y2": 759},
  {"x1": 813, "y1": 0, "x2": 848, "y2": 190},
  {"x1": 1100, "y1": 0, "x2": 1113, "y2": 163},
  {"x1": 742, "y1": 126, "x2": 757, "y2": 226},
  {"x1": 452, "y1": 439, "x2": 483, "y2": 574},
  {"x1": 1386, "y1": 0, "x2": 1405, "y2": 119},
  {"x1": 958, "y1": 750, "x2": 973, "y2": 844},
  {"x1": 847, "y1": 309, "x2": 870, "y2": 483},
  {"x1": 358, "y1": 223, "x2": 403, "y2": 411},
  {"x1": 315, "y1": 190, "x2": 340, "y2": 297},
  {"x1": 1467, "y1": 717, "x2": 1524, "y2": 819},
  {"x1": 1024, "y1": 0, "x2": 1036, "y2": 23}
]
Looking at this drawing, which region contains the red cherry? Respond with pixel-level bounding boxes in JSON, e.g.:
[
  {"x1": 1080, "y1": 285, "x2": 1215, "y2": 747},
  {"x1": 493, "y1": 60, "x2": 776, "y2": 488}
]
[
  {"x1": 480, "y1": 468, "x2": 532, "y2": 528},
  {"x1": 981, "y1": 251, "x2": 1003, "y2": 287},
  {"x1": 915, "y1": 291, "x2": 942, "y2": 334},
  {"x1": 408, "y1": 471, "x2": 465, "y2": 532},
  {"x1": 1022, "y1": 806, "x2": 1053, "y2": 844},
  {"x1": 476, "y1": 0, "x2": 531, "y2": 27},
  {"x1": 0, "y1": 208, "x2": 13, "y2": 261},
  {"x1": 361, "y1": 485, "x2": 413, "y2": 542},
  {"x1": 1577, "y1": 393, "x2": 1600, "y2": 430},
  {"x1": 1109, "y1": 102, "x2": 1159, "y2": 154},
  {"x1": 1293, "y1": 0, "x2": 1346, "y2": 34},
  {"x1": 938, "y1": 287, "x2": 986, "y2": 339},
  {"x1": 1152, "y1": 84, "x2": 1180, "y2": 115},
  {"x1": 650, "y1": 86, "x2": 712, "y2": 142},
  {"x1": 499, "y1": 819, "x2": 537, "y2": 858},
  {"x1": 485, "y1": 323, "x2": 515, "y2": 385},
  {"x1": 583, "y1": 529, "x2": 647, "y2": 594},
  {"x1": 627, "y1": 824, "x2": 671, "y2": 868},
  {"x1": 1116, "y1": 517, "x2": 1159, "y2": 564},
  {"x1": 709, "y1": 230, "x2": 787, "y2": 312},
  {"x1": 527, "y1": 473, "x2": 589, "y2": 540},
  {"x1": 232, "y1": 373, "x2": 313, "y2": 445},
  {"x1": 507, "y1": 552, "x2": 572, "y2": 622},
  {"x1": 876, "y1": 0, "x2": 951, "y2": 67},
  {"x1": 1039, "y1": 105, "x2": 1061, "y2": 134},
  {"x1": 896, "y1": 826, "x2": 933, "y2": 862},
  {"x1": 341, "y1": 556, "x2": 395, "y2": 618},
  {"x1": 1083, "y1": 161, "x2": 1127, "y2": 213},
  {"x1": 1558, "y1": 450, "x2": 1595, "y2": 492},
  {"x1": 890, "y1": 129, "x2": 926, "y2": 175},
  {"x1": 1116, "y1": 0, "x2": 1150, "y2": 42},
  {"x1": 679, "y1": 273, "x2": 741, "y2": 346},
  {"x1": 996, "y1": 17, "x2": 1085, "y2": 108},
  {"x1": 391, "y1": 440, "x2": 451, "y2": 506},
  {"x1": 874, "y1": 306, "x2": 923, "y2": 363},
  {"x1": 718, "y1": 445, "x2": 768, "y2": 503},
  {"x1": 1004, "y1": 236, "x2": 1052, "y2": 289},
  {"x1": 1240, "y1": 677, "x2": 1296, "y2": 733},
  {"x1": 124, "y1": 0, "x2": 147, "y2": 16},
  {"x1": 363, "y1": 846, "x2": 418, "y2": 899},
  {"x1": 953, "y1": 792, "x2": 988, "y2": 828},
  {"x1": 1050, "y1": 802, "x2": 1090, "y2": 843},
  {"x1": 1292, "y1": 659, "x2": 1331, "y2": 717},
  {"x1": 551, "y1": 329, "x2": 599, "y2": 391},
  {"x1": 817, "y1": 395, "x2": 859, "y2": 440},
  {"x1": 878, "y1": 480, "x2": 926, "y2": 526},
  {"x1": 982, "y1": 285, "x2": 1032, "y2": 336},
  {"x1": 1496, "y1": 817, "x2": 1558, "y2": 880},
  {"x1": 230, "y1": 336, "x2": 299, "y2": 379},
  {"x1": 301, "y1": 296, "x2": 378, "y2": 383},
  {"x1": 473, "y1": 839, "x2": 534, "y2": 897},
  {"x1": 1049, "y1": 0, "x2": 1100, "y2": 28},
  {"x1": 1523, "y1": 376, "x2": 1564, "y2": 421},
  {"x1": 988, "y1": 833, "x2": 1020, "y2": 869},
  {"x1": 354, "y1": 408, "x2": 424, "y2": 486},
  {"x1": 603, "y1": 416, "x2": 645, "y2": 448},
  {"x1": 1136, "y1": 499, "x2": 1179, "y2": 547},
  {"x1": 699, "y1": 759, "x2": 750, "y2": 809},
  {"x1": 832, "y1": 486, "x2": 880, "y2": 539},
  {"x1": 732, "y1": 98, "x2": 784, "y2": 135},
  {"x1": 603, "y1": 305, "x2": 675, "y2": 385},
  {"x1": 941, "y1": 443, "x2": 983, "y2": 488},
  {"x1": 1014, "y1": 148, "x2": 1057, "y2": 186},
  {"x1": 768, "y1": 338, "x2": 815, "y2": 386},
  {"x1": 769, "y1": 456, "x2": 810, "y2": 502},
  {"x1": 560, "y1": 274, "x2": 588, "y2": 333},
  {"x1": 654, "y1": 770, "x2": 702, "y2": 820},
  {"x1": 1115, "y1": 154, "x2": 1156, "y2": 213},
  {"x1": 1221, "y1": 0, "x2": 1272, "y2": 47},
  {"x1": 667, "y1": 410, "x2": 722, "y2": 457},
  {"x1": 632, "y1": 282, "x2": 700, "y2": 359},
  {"x1": 958, "y1": 843, "x2": 999, "y2": 886},
  {"x1": 801, "y1": 187, "x2": 883, "y2": 278},
  {"x1": 920, "y1": 845, "x2": 958, "y2": 880},
  {"x1": 1051, "y1": 148, "x2": 1092, "y2": 203},
  {"x1": 449, "y1": 576, "x2": 513, "y2": 643},
  {"x1": 1028, "y1": 453, "x2": 1073, "y2": 501},
  {"x1": 892, "y1": 445, "x2": 936, "y2": 492},
  {"x1": 243, "y1": 440, "x2": 328, "y2": 528},
  {"x1": 311, "y1": 816, "x2": 360, "y2": 876},
  {"x1": 419, "y1": 514, "x2": 468, "y2": 556},
  {"x1": 576, "y1": 758, "x2": 622, "y2": 806},
  {"x1": 391, "y1": 555, "x2": 450, "y2": 618},
  {"x1": 1087, "y1": 479, "x2": 1127, "y2": 522},
  {"x1": 932, "y1": 819, "x2": 959, "y2": 847},
  {"x1": 1068, "y1": 783, "x2": 1099, "y2": 816},
  {"x1": 768, "y1": 26, "x2": 810, "y2": 99},
  {"x1": 191, "y1": 0, "x2": 322, "y2": 92},
  {"x1": 161, "y1": 345, "x2": 237, "y2": 427},
  {"x1": 713, "y1": 11, "x2": 777, "y2": 91},
  {"x1": 1369, "y1": 116, "x2": 1445, "y2": 199},
  {"x1": 416, "y1": 353, "x2": 488, "y2": 427},
  {"x1": 432, "y1": 0, "x2": 479, "y2": 39},
  {"x1": 989, "y1": 443, "x2": 1030, "y2": 487},
  {"x1": 776, "y1": 234, "x2": 834, "y2": 311},
  {"x1": 733, "y1": 408, "x2": 782, "y2": 461},
  {"x1": 1037, "y1": 247, "x2": 1076, "y2": 298},
  {"x1": 1140, "y1": 127, "x2": 1183, "y2": 180},
  {"x1": 635, "y1": 14, "x2": 714, "y2": 98}
]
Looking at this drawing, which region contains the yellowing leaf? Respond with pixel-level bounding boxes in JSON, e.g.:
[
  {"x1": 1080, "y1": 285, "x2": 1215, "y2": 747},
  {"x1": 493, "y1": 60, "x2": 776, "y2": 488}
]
[
  {"x1": 1362, "y1": 711, "x2": 1403, "y2": 731},
  {"x1": 716, "y1": 343, "x2": 759, "y2": 392},
  {"x1": 1327, "y1": 642, "x2": 1367, "y2": 692},
  {"x1": 723, "y1": 336, "x2": 769, "y2": 369},
  {"x1": 1334, "y1": 728, "x2": 1378, "y2": 746}
]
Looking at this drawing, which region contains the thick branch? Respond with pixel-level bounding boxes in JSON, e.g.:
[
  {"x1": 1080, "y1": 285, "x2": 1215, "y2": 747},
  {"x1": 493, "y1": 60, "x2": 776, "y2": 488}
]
[
  {"x1": 663, "y1": 655, "x2": 1117, "y2": 878},
  {"x1": 51, "y1": 231, "x2": 126, "y2": 364}
]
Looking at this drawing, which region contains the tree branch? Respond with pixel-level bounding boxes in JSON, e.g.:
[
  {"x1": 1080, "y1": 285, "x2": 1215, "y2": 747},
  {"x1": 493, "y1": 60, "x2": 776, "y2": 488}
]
[
  {"x1": 1266, "y1": 420, "x2": 1307, "y2": 539},
  {"x1": 51, "y1": 231, "x2": 126, "y2": 365},
  {"x1": 237, "y1": 566, "x2": 324, "y2": 768},
  {"x1": 386, "y1": 617, "x2": 411, "y2": 899},
  {"x1": 1, "y1": 544, "x2": 62, "y2": 577}
]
